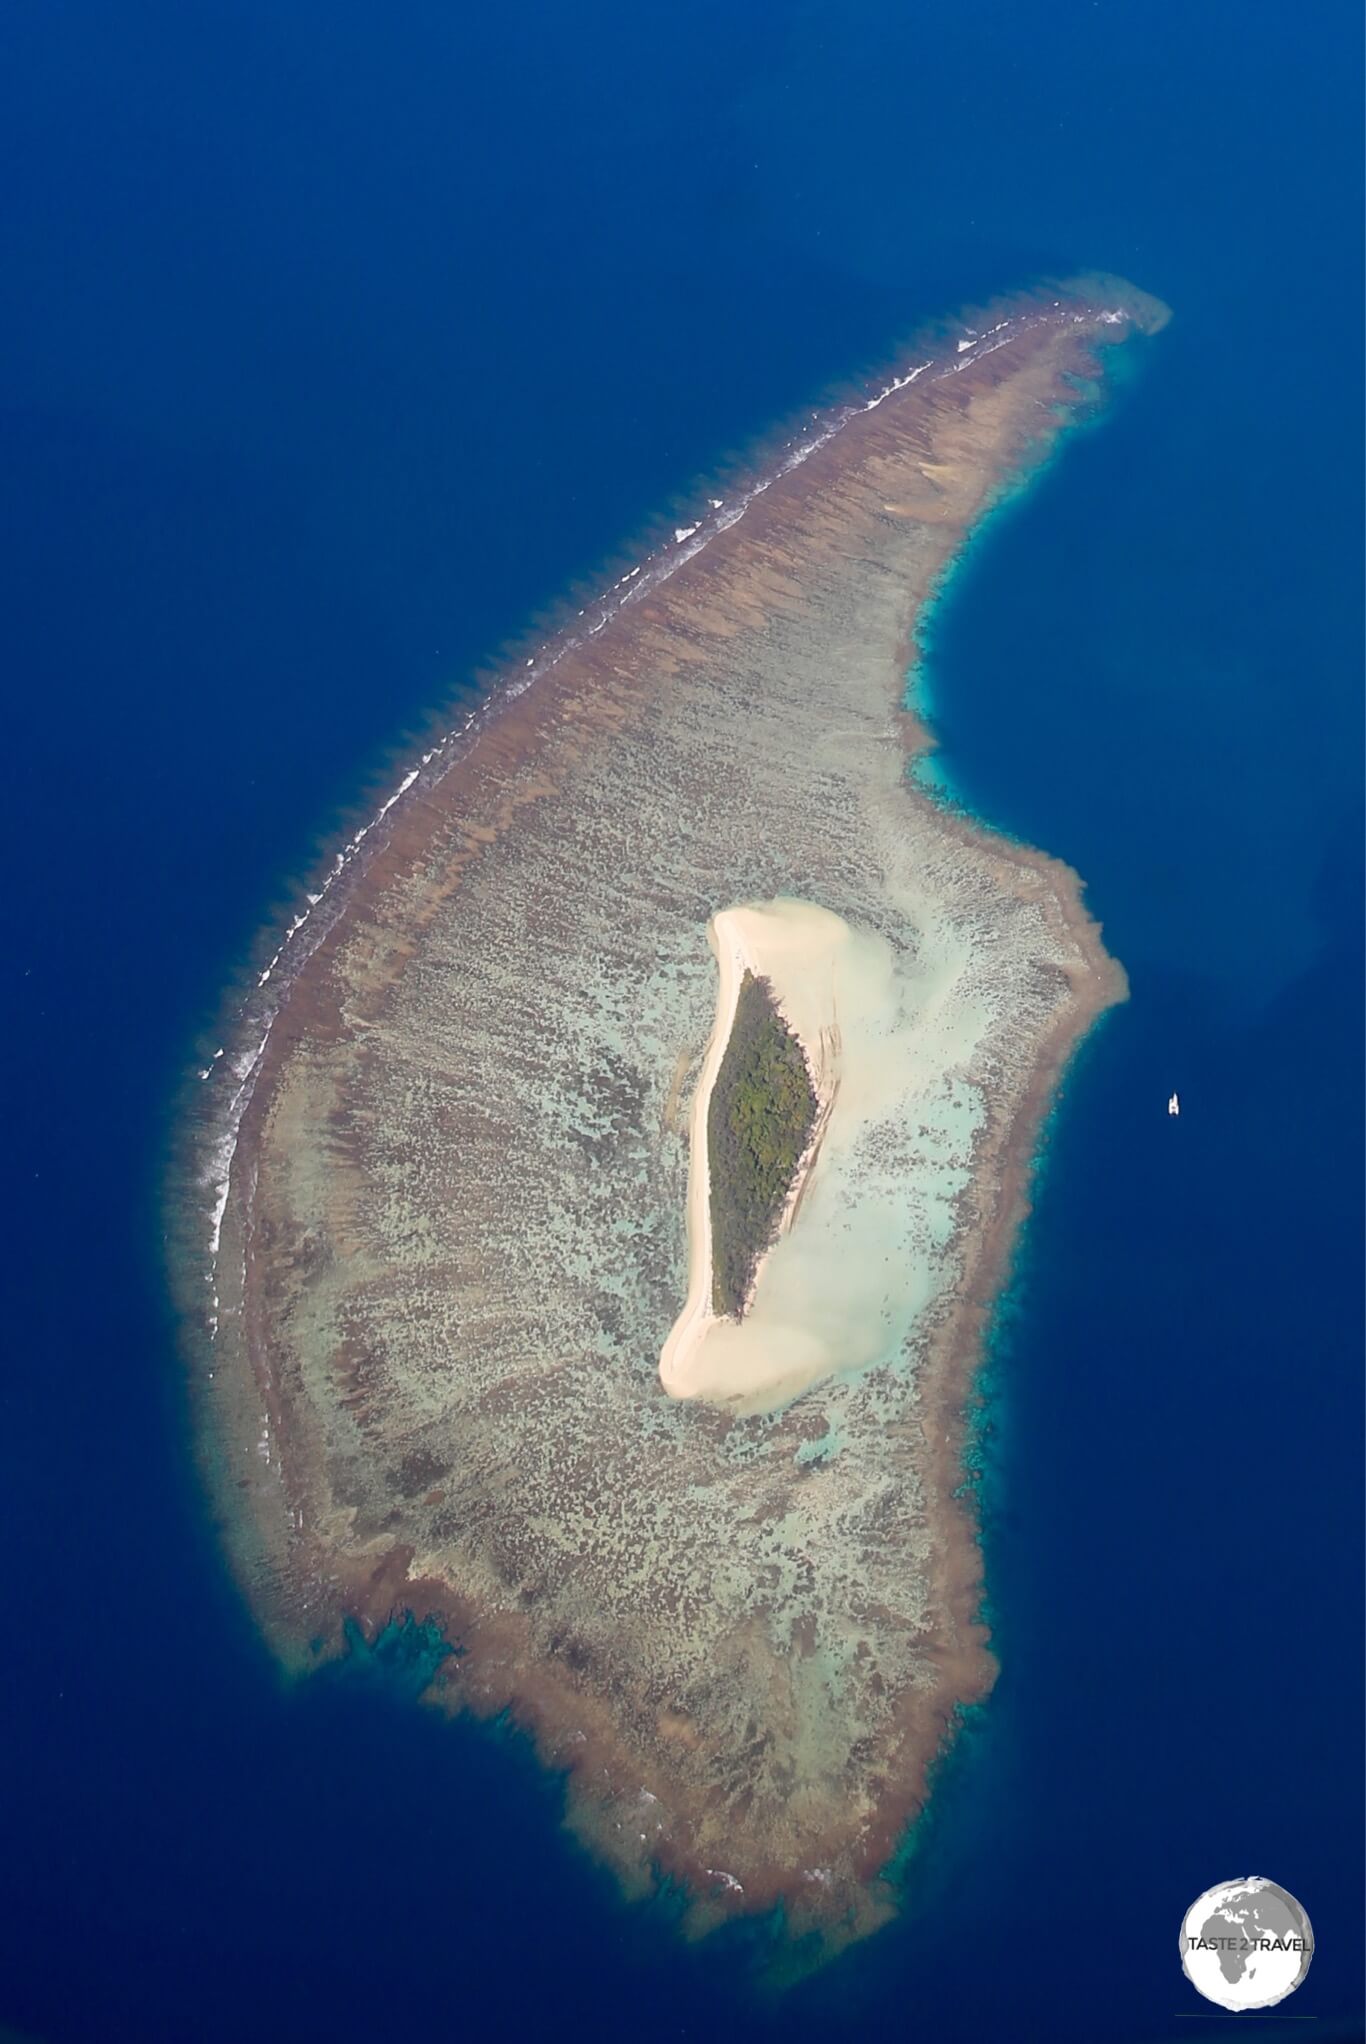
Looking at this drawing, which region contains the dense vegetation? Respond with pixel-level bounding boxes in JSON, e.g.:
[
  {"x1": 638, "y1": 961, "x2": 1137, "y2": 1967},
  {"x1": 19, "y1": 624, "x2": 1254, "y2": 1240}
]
[{"x1": 707, "y1": 971, "x2": 819, "y2": 1317}]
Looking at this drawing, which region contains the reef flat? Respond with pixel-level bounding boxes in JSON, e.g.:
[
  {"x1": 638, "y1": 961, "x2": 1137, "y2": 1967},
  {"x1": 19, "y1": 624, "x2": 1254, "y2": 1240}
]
[{"x1": 178, "y1": 276, "x2": 1165, "y2": 1948}]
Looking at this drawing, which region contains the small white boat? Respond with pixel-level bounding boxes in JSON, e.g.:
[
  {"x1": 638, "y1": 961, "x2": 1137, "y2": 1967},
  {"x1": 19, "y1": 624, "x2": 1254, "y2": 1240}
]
[{"x1": 1167, "y1": 1092, "x2": 1180, "y2": 1116}]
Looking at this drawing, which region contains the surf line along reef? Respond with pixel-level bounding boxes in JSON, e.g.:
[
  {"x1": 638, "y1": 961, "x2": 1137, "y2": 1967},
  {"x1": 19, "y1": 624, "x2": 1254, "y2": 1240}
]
[{"x1": 175, "y1": 275, "x2": 1167, "y2": 1950}]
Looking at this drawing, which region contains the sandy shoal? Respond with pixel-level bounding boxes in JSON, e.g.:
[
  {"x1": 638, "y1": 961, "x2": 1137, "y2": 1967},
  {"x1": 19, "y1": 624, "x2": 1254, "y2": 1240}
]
[{"x1": 660, "y1": 897, "x2": 986, "y2": 1413}]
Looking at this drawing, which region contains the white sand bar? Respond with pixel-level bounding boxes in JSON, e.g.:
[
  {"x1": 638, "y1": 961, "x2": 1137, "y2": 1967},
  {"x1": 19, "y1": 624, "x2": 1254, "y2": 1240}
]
[{"x1": 660, "y1": 897, "x2": 991, "y2": 1413}]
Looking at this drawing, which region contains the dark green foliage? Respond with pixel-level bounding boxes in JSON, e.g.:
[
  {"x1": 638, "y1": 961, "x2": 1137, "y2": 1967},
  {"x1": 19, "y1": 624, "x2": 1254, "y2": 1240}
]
[{"x1": 708, "y1": 971, "x2": 818, "y2": 1316}]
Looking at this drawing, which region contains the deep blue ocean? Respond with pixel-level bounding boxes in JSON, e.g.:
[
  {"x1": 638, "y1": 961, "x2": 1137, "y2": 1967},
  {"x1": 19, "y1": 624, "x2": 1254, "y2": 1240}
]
[{"x1": 2, "y1": 4, "x2": 1361, "y2": 2039}]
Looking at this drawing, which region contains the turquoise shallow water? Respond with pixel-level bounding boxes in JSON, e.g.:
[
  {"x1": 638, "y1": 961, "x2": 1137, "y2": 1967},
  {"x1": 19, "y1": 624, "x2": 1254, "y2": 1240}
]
[{"x1": 1, "y1": 0, "x2": 1360, "y2": 2037}]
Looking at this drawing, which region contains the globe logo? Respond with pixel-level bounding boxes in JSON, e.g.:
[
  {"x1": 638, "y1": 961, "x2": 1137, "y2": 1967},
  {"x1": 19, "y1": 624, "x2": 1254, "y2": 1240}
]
[{"x1": 1180, "y1": 1877, "x2": 1314, "y2": 2011}]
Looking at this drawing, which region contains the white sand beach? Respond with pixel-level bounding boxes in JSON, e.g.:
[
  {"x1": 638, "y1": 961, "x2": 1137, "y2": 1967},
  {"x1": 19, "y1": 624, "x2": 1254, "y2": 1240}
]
[
  {"x1": 659, "y1": 896, "x2": 992, "y2": 1412},
  {"x1": 658, "y1": 900, "x2": 841, "y2": 1406}
]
